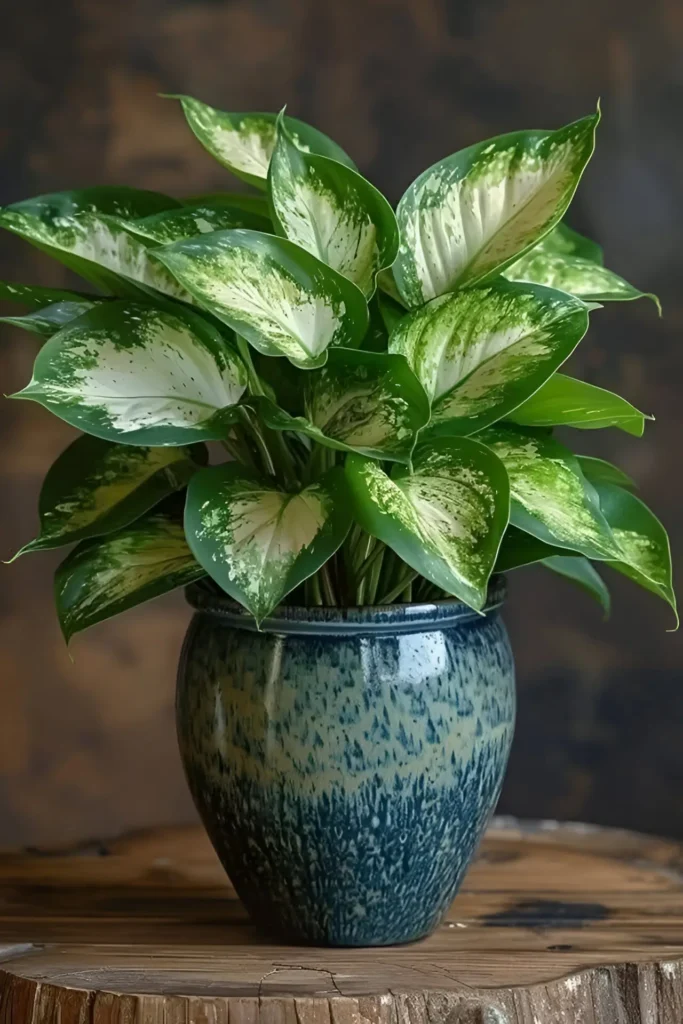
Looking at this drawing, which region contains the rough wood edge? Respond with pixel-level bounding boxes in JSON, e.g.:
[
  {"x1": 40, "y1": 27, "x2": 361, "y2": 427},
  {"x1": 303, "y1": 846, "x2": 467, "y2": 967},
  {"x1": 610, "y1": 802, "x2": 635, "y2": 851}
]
[{"x1": 1, "y1": 958, "x2": 683, "y2": 1023}]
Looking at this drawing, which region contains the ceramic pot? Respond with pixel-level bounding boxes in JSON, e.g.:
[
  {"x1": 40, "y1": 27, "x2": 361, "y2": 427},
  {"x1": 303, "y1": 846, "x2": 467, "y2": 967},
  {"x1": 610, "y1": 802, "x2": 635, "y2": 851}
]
[{"x1": 176, "y1": 578, "x2": 515, "y2": 946}]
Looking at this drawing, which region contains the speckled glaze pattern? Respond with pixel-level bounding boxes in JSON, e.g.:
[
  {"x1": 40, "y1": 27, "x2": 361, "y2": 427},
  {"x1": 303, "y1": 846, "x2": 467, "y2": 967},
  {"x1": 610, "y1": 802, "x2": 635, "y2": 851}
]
[{"x1": 176, "y1": 579, "x2": 515, "y2": 947}]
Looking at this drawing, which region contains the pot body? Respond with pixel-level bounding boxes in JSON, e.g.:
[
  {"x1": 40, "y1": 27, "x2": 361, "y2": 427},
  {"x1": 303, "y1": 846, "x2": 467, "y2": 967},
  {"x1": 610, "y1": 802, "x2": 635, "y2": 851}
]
[{"x1": 176, "y1": 581, "x2": 515, "y2": 946}]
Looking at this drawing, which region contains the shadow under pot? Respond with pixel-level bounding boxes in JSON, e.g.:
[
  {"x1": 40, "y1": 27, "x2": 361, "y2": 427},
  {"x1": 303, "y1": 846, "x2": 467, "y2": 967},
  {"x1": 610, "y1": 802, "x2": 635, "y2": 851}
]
[{"x1": 176, "y1": 577, "x2": 515, "y2": 947}]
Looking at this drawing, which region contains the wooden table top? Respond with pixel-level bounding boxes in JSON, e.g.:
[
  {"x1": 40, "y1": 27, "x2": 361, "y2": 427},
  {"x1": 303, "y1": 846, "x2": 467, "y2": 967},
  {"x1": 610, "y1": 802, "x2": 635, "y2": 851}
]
[{"x1": 0, "y1": 818, "x2": 682, "y2": 1022}]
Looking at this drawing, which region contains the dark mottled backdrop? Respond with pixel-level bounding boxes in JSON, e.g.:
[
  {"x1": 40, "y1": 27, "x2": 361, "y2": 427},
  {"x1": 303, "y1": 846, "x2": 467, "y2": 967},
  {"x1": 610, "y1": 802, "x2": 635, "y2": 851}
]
[{"x1": 1, "y1": 0, "x2": 681, "y2": 846}]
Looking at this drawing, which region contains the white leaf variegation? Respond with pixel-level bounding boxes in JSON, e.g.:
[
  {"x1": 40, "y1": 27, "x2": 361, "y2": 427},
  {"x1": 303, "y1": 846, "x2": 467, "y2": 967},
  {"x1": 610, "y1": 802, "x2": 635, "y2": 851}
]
[
  {"x1": 480, "y1": 424, "x2": 620, "y2": 560},
  {"x1": 591, "y1": 479, "x2": 677, "y2": 623},
  {"x1": 346, "y1": 438, "x2": 510, "y2": 610},
  {"x1": 15, "y1": 435, "x2": 201, "y2": 556},
  {"x1": 154, "y1": 229, "x2": 369, "y2": 369},
  {"x1": 508, "y1": 373, "x2": 650, "y2": 436},
  {"x1": 268, "y1": 115, "x2": 399, "y2": 297},
  {"x1": 252, "y1": 348, "x2": 429, "y2": 463},
  {"x1": 14, "y1": 302, "x2": 248, "y2": 445},
  {"x1": 505, "y1": 222, "x2": 659, "y2": 308},
  {"x1": 167, "y1": 95, "x2": 356, "y2": 189},
  {"x1": 185, "y1": 463, "x2": 352, "y2": 623},
  {"x1": 389, "y1": 279, "x2": 589, "y2": 436},
  {"x1": 0, "y1": 188, "x2": 191, "y2": 301},
  {"x1": 394, "y1": 112, "x2": 599, "y2": 307},
  {"x1": 55, "y1": 509, "x2": 205, "y2": 641}
]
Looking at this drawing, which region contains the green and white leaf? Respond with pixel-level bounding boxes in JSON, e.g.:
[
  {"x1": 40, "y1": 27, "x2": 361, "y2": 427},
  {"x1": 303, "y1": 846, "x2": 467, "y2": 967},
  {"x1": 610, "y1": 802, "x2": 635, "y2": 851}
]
[
  {"x1": 182, "y1": 192, "x2": 271, "y2": 219},
  {"x1": 592, "y1": 479, "x2": 677, "y2": 622},
  {"x1": 55, "y1": 509, "x2": 205, "y2": 641},
  {"x1": 508, "y1": 373, "x2": 650, "y2": 436},
  {"x1": 16, "y1": 435, "x2": 201, "y2": 555},
  {"x1": 168, "y1": 95, "x2": 356, "y2": 189},
  {"x1": 154, "y1": 229, "x2": 369, "y2": 369},
  {"x1": 480, "y1": 423, "x2": 620, "y2": 560},
  {"x1": 394, "y1": 111, "x2": 599, "y2": 307},
  {"x1": 0, "y1": 188, "x2": 190, "y2": 300},
  {"x1": 252, "y1": 348, "x2": 430, "y2": 463},
  {"x1": 495, "y1": 524, "x2": 572, "y2": 571},
  {"x1": 577, "y1": 455, "x2": 636, "y2": 491},
  {"x1": 0, "y1": 280, "x2": 95, "y2": 308},
  {"x1": 505, "y1": 222, "x2": 659, "y2": 307},
  {"x1": 1, "y1": 300, "x2": 98, "y2": 338},
  {"x1": 185, "y1": 463, "x2": 352, "y2": 623},
  {"x1": 346, "y1": 437, "x2": 510, "y2": 610},
  {"x1": 542, "y1": 554, "x2": 610, "y2": 614},
  {"x1": 14, "y1": 302, "x2": 248, "y2": 445},
  {"x1": 121, "y1": 200, "x2": 271, "y2": 245},
  {"x1": 389, "y1": 279, "x2": 589, "y2": 436},
  {"x1": 268, "y1": 115, "x2": 399, "y2": 297}
]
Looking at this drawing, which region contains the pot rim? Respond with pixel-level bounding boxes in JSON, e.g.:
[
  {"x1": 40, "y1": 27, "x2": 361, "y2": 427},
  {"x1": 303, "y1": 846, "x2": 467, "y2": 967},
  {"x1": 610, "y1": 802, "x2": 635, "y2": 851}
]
[{"x1": 184, "y1": 574, "x2": 506, "y2": 635}]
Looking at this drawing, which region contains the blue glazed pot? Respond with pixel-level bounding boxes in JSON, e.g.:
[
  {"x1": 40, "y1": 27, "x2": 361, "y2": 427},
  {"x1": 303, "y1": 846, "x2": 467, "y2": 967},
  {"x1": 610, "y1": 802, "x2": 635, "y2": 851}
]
[{"x1": 176, "y1": 578, "x2": 515, "y2": 947}]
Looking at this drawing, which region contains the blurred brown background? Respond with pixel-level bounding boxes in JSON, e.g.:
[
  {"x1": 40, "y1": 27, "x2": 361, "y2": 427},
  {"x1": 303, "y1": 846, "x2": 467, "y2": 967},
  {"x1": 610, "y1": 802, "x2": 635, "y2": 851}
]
[{"x1": 1, "y1": 0, "x2": 681, "y2": 847}]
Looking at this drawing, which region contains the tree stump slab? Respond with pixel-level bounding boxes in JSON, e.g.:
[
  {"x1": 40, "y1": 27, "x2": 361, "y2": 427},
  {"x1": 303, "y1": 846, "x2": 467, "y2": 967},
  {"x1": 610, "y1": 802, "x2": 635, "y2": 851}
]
[{"x1": 1, "y1": 818, "x2": 682, "y2": 1022}]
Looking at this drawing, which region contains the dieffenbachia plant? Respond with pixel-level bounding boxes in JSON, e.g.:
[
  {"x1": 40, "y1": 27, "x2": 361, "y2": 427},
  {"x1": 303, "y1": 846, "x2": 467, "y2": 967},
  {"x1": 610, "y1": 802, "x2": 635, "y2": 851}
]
[{"x1": 1, "y1": 98, "x2": 675, "y2": 637}]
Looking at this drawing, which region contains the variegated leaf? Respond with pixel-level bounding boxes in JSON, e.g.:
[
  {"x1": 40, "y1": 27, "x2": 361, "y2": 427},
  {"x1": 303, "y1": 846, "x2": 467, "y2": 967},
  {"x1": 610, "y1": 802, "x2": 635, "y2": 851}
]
[
  {"x1": 268, "y1": 115, "x2": 398, "y2": 297},
  {"x1": 122, "y1": 200, "x2": 271, "y2": 245},
  {"x1": 55, "y1": 508, "x2": 204, "y2": 640},
  {"x1": 185, "y1": 463, "x2": 352, "y2": 623},
  {"x1": 154, "y1": 229, "x2": 369, "y2": 369},
  {"x1": 346, "y1": 437, "x2": 510, "y2": 610},
  {"x1": 505, "y1": 222, "x2": 659, "y2": 307},
  {"x1": 0, "y1": 188, "x2": 190, "y2": 300},
  {"x1": 252, "y1": 348, "x2": 430, "y2": 463},
  {"x1": 542, "y1": 554, "x2": 610, "y2": 614},
  {"x1": 577, "y1": 455, "x2": 636, "y2": 491},
  {"x1": 389, "y1": 280, "x2": 589, "y2": 436},
  {"x1": 495, "y1": 525, "x2": 572, "y2": 570},
  {"x1": 592, "y1": 479, "x2": 677, "y2": 622},
  {"x1": 14, "y1": 302, "x2": 248, "y2": 445},
  {"x1": 0, "y1": 280, "x2": 95, "y2": 308},
  {"x1": 1, "y1": 300, "x2": 98, "y2": 338},
  {"x1": 183, "y1": 192, "x2": 271, "y2": 218},
  {"x1": 508, "y1": 373, "x2": 650, "y2": 436},
  {"x1": 167, "y1": 95, "x2": 356, "y2": 189},
  {"x1": 480, "y1": 424, "x2": 620, "y2": 560},
  {"x1": 394, "y1": 112, "x2": 599, "y2": 307},
  {"x1": 15, "y1": 435, "x2": 201, "y2": 556}
]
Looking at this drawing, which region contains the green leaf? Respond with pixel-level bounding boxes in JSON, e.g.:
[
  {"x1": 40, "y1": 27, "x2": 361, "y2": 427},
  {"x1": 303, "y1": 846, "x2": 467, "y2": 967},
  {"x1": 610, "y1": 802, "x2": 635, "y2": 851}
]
[
  {"x1": 252, "y1": 348, "x2": 430, "y2": 463},
  {"x1": 0, "y1": 188, "x2": 190, "y2": 300},
  {"x1": 505, "y1": 223, "x2": 658, "y2": 308},
  {"x1": 394, "y1": 111, "x2": 599, "y2": 307},
  {"x1": 508, "y1": 373, "x2": 650, "y2": 436},
  {"x1": 592, "y1": 480, "x2": 677, "y2": 622},
  {"x1": 495, "y1": 525, "x2": 572, "y2": 571},
  {"x1": 0, "y1": 280, "x2": 96, "y2": 309},
  {"x1": 185, "y1": 463, "x2": 352, "y2": 623},
  {"x1": 14, "y1": 302, "x2": 248, "y2": 445},
  {"x1": 167, "y1": 95, "x2": 356, "y2": 189},
  {"x1": 389, "y1": 280, "x2": 589, "y2": 437},
  {"x1": 577, "y1": 455, "x2": 636, "y2": 490},
  {"x1": 542, "y1": 554, "x2": 611, "y2": 614},
  {"x1": 154, "y1": 229, "x2": 369, "y2": 369},
  {"x1": 346, "y1": 437, "x2": 510, "y2": 610},
  {"x1": 15, "y1": 435, "x2": 201, "y2": 556},
  {"x1": 377, "y1": 268, "x2": 407, "y2": 307},
  {"x1": 55, "y1": 508, "x2": 204, "y2": 641},
  {"x1": 480, "y1": 424, "x2": 620, "y2": 560},
  {"x1": 121, "y1": 200, "x2": 271, "y2": 245},
  {"x1": 1, "y1": 300, "x2": 98, "y2": 338},
  {"x1": 268, "y1": 114, "x2": 399, "y2": 297},
  {"x1": 182, "y1": 192, "x2": 271, "y2": 219}
]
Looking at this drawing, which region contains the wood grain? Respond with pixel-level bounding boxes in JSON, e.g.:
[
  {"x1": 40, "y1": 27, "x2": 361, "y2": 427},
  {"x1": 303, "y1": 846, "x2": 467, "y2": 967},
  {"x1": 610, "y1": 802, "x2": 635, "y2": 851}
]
[{"x1": 0, "y1": 819, "x2": 682, "y2": 1021}]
